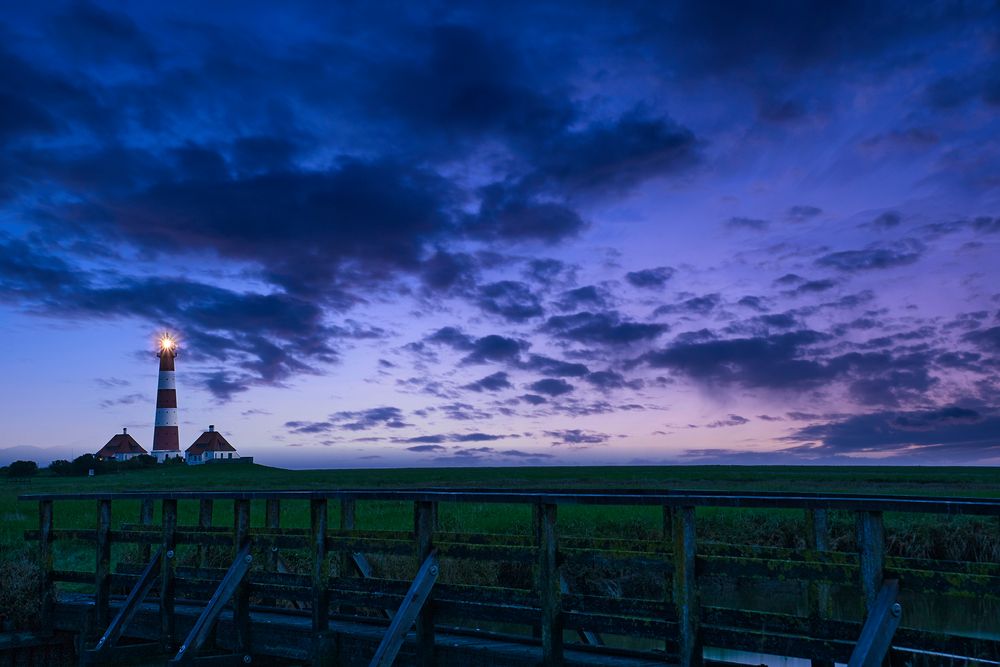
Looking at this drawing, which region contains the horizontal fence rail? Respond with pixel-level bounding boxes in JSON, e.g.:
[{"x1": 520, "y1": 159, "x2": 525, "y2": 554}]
[
  {"x1": 19, "y1": 488, "x2": 1000, "y2": 667},
  {"x1": 20, "y1": 488, "x2": 1000, "y2": 515}
]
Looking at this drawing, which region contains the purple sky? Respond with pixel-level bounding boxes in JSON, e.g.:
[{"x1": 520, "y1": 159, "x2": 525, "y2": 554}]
[{"x1": 1, "y1": 2, "x2": 999, "y2": 468}]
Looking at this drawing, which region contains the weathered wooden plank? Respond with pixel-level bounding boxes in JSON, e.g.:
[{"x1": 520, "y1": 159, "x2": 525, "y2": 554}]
[
  {"x1": 38, "y1": 499, "x2": 53, "y2": 628},
  {"x1": 805, "y1": 508, "x2": 833, "y2": 651},
  {"x1": 671, "y1": 506, "x2": 701, "y2": 667},
  {"x1": 369, "y1": 550, "x2": 440, "y2": 667},
  {"x1": 140, "y1": 498, "x2": 154, "y2": 563},
  {"x1": 264, "y1": 498, "x2": 280, "y2": 608},
  {"x1": 52, "y1": 569, "x2": 94, "y2": 583},
  {"x1": 20, "y1": 488, "x2": 1000, "y2": 517},
  {"x1": 535, "y1": 502, "x2": 563, "y2": 666},
  {"x1": 232, "y1": 499, "x2": 251, "y2": 654},
  {"x1": 662, "y1": 504, "x2": 673, "y2": 654},
  {"x1": 161, "y1": 498, "x2": 178, "y2": 651},
  {"x1": 847, "y1": 579, "x2": 900, "y2": 667},
  {"x1": 414, "y1": 500, "x2": 436, "y2": 667},
  {"x1": 702, "y1": 606, "x2": 859, "y2": 642},
  {"x1": 310, "y1": 498, "x2": 330, "y2": 667},
  {"x1": 197, "y1": 499, "x2": 213, "y2": 568},
  {"x1": 561, "y1": 593, "x2": 669, "y2": 619},
  {"x1": 168, "y1": 542, "x2": 253, "y2": 665},
  {"x1": 698, "y1": 554, "x2": 855, "y2": 584},
  {"x1": 856, "y1": 511, "x2": 884, "y2": 615},
  {"x1": 700, "y1": 624, "x2": 852, "y2": 664},
  {"x1": 562, "y1": 611, "x2": 675, "y2": 640},
  {"x1": 266, "y1": 499, "x2": 280, "y2": 563},
  {"x1": 559, "y1": 575, "x2": 603, "y2": 646},
  {"x1": 95, "y1": 499, "x2": 112, "y2": 630}
]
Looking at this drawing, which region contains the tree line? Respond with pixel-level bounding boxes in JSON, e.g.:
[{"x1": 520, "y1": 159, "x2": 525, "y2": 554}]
[{"x1": 4, "y1": 454, "x2": 185, "y2": 478}]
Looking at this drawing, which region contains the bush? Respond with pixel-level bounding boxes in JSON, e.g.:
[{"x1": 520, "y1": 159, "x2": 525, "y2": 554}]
[
  {"x1": 7, "y1": 460, "x2": 38, "y2": 478},
  {"x1": 0, "y1": 549, "x2": 41, "y2": 630},
  {"x1": 124, "y1": 454, "x2": 158, "y2": 469},
  {"x1": 49, "y1": 459, "x2": 73, "y2": 476}
]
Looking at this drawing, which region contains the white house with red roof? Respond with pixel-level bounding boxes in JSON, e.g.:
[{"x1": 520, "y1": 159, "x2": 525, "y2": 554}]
[
  {"x1": 185, "y1": 425, "x2": 239, "y2": 465},
  {"x1": 96, "y1": 428, "x2": 148, "y2": 461}
]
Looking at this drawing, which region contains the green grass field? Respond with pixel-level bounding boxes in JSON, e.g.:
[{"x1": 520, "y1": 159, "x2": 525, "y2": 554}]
[{"x1": 3, "y1": 463, "x2": 999, "y2": 556}]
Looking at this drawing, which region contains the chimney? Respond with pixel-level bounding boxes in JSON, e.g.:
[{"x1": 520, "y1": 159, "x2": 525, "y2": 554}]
[
  {"x1": 209, "y1": 425, "x2": 215, "y2": 432},
  {"x1": 123, "y1": 427, "x2": 128, "y2": 435}
]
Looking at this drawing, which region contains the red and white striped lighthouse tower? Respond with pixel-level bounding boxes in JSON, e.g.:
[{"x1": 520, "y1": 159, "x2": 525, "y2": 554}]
[{"x1": 151, "y1": 334, "x2": 180, "y2": 462}]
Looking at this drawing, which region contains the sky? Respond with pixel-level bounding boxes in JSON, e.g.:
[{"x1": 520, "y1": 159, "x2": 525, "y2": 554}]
[{"x1": 1, "y1": 1, "x2": 999, "y2": 468}]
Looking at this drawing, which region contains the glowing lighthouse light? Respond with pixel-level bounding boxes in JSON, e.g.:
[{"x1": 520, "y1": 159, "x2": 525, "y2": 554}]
[{"x1": 151, "y1": 332, "x2": 181, "y2": 462}]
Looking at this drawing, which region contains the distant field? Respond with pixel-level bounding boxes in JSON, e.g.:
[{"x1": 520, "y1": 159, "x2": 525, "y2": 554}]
[{"x1": 3, "y1": 463, "x2": 999, "y2": 553}]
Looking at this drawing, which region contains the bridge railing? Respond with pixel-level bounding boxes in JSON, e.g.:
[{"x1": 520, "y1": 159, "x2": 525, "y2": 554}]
[{"x1": 20, "y1": 488, "x2": 1000, "y2": 666}]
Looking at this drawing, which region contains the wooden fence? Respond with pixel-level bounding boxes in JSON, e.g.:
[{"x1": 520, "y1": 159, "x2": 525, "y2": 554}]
[{"x1": 19, "y1": 488, "x2": 1000, "y2": 666}]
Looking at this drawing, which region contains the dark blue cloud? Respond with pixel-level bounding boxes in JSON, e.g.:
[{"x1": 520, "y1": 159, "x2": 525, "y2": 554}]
[
  {"x1": 528, "y1": 378, "x2": 574, "y2": 396},
  {"x1": 555, "y1": 285, "x2": 607, "y2": 311},
  {"x1": 655, "y1": 293, "x2": 721, "y2": 316},
  {"x1": 544, "y1": 311, "x2": 668, "y2": 345},
  {"x1": 706, "y1": 414, "x2": 750, "y2": 428},
  {"x1": 477, "y1": 280, "x2": 544, "y2": 321},
  {"x1": 522, "y1": 355, "x2": 589, "y2": 377},
  {"x1": 585, "y1": 370, "x2": 643, "y2": 391},
  {"x1": 545, "y1": 429, "x2": 608, "y2": 445},
  {"x1": 330, "y1": 407, "x2": 409, "y2": 431},
  {"x1": 785, "y1": 405, "x2": 1000, "y2": 462},
  {"x1": 964, "y1": 326, "x2": 1000, "y2": 353},
  {"x1": 638, "y1": 330, "x2": 833, "y2": 389},
  {"x1": 816, "y1": 240, "x2": 925, "y2": 272},
  {"x1": 463, "y1": 371, "x2": 513, "y2": 392},
  {"x1": 625, "y1": 266, "x2": 675, "y2": 289}
]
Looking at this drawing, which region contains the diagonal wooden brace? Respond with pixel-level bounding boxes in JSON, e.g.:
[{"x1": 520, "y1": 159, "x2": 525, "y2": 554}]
[
  {"x1": 848, "y1": 578, "x2": 901, "y2": 667},
  {"x1": 368, "y1": 550, "x2": 439, "y2": 667},
  {"x1": 351, "y1": 551, "x2": 394, "y2": 620},
  {"x1": 83, "y1": 547, "x2": 163, "y2": 663},
  {"x1": 169, "y1": 543, "x2": 253, "y2": 665}
]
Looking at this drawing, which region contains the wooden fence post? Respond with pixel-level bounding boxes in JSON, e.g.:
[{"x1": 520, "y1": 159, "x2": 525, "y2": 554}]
[
  {"x1": 806, "y1": 509, "x2": 835, "y2": 667},
  {"x1": 264, "y1": 498, "x2": 280, "y2": 608},
  {"x1": 856, "y1": 511, "x2": 885, "y2": 615},
  {"x1": 414, "y1": 501, "x2": 436, "y2": 667},
  {"x1": 39, "y1": 500, "x2": 54, "y2": 628},
  {"x1": 266, "y1": 498, "x2": 281, "y2": 573},
  {"x1": 535, "y1": 502, "x2": 562, "y2": 666},
  {"x1": 340, "y1": 498, "x2": 355, "y2": 578},
  {"x1": 310, "y1": 499, "x2": 331, "y2": 667},
  {"x1": 139, "y1": 499, "x2": 154, "y2": 563},
  {"x1": 95, "y1": 499, "x2": 112, "y2": 630},
  {"x1": 197, "y1": 499, "x2": 213, "y2": 568},
  {"x1": 233, "y1": 499, "x2": 251, "y2": 653},
  {"x1": 662, "y1": 505, "x2": 673, "y2": 654},
  {"x1": 672, "y1": 506, "x2": 701, "y2": 667},
  {"x1": 160, "y1": 499, "x2": 177, "y2": 651}
]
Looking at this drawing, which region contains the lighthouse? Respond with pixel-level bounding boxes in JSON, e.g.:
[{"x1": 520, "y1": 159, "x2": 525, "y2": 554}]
[{"x1": 151, "y1": 334, "x2": 181, "y2": 462}]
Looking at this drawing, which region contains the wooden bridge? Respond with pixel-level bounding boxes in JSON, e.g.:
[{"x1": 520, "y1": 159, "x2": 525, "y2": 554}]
[{"x1": 15, "y1": 488, "x2": 1000, "y2": 666}]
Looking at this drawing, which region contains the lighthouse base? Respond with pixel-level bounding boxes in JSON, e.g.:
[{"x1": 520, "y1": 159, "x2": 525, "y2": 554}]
[{"x1": 152, "y1": 451, "x2": 183, "y2": 464}]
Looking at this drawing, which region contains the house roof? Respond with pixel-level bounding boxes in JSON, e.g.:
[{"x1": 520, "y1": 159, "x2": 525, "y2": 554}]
[
  {"x1": 96, "y1": 431, "x2": 147, "y2": 458},
  {"x1": 186, "y1": 429, "x2": 236, "y2": 455}
]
